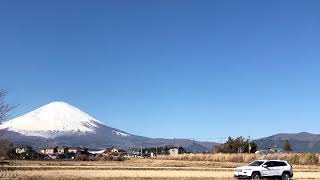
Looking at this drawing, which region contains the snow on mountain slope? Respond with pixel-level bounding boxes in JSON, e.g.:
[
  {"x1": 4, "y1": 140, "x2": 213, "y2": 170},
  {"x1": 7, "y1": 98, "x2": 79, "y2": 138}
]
[
  {"x1": 0, "y1": 101, "x2": 217, "y2": 152},
  {"x1": 112, "y1": 130, "x2": 130, "y2": 137},
  {"x1": 0, "y1": 102, "x2": 104, "y2": 138}
]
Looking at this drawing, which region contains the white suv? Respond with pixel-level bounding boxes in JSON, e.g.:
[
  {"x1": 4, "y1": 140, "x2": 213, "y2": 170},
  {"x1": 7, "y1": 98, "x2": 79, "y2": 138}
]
[{"x1": 234, "y1": 160, "x2": 293, "y2": 180}]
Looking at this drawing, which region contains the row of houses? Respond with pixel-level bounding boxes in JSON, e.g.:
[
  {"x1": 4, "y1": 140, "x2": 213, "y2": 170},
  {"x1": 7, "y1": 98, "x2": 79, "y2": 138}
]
[
  {"x1": 14, "y1": 145, "x2": 184, "y2": 160},
  {"x1": 129, "y1": 146, "x2": 186, "y2": 157},
  {"x1": 14, "y1": 146, "x2": 124, "y2": 159},
  {"x1": 40, "y1": 147, "x2": 84, "y2": 155},
  {"x1": 16, "y1": 146, "x2": 84, "y2": 155}
]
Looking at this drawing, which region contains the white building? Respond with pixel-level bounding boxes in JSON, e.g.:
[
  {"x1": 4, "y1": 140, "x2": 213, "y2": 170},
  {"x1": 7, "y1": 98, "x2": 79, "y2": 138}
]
[
  {"x1": 15, "y1": 146, "x2": 31, "y2": 154},
  {"x1": 168, "y1": 148, "x2": 179, "y2": 156}
]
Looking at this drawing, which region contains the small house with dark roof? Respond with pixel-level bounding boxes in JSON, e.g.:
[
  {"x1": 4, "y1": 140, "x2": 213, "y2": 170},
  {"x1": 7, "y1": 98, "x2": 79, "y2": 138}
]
[
  {"x1": 105, "y1": 147, "x2": 119, "y2": 153},
  {"x1": 57, "y1": 146, "x2": 69, "y2": 154},
  {"x1": 68, "y1": 147, "x2": 82, "y2": 154}
]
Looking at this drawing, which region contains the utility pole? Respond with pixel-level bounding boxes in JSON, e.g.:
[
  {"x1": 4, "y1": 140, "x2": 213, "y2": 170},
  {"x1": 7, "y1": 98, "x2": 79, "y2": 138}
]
[
  {"x1": 219, "y1": 137, "x2": 225, "y2": 144},
  {"x1": 141, "y1": 145, "x2": 143, "y2": 157},
  {"x1": 248, "y1": 136, "x2": 251, "y2": 154},
  {"x1": 156, "y1": 146, "x2": 158, "y2": 156}
]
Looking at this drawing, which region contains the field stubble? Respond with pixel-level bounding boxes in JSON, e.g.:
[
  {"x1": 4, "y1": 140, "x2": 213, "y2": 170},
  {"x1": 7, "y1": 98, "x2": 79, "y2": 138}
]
[{"x1": 1, "y1": 154, "x2": 320, "y2": 179}]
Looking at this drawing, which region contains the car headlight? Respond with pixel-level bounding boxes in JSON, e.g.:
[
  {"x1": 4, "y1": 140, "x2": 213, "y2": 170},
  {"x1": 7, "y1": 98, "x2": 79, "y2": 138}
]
[{"x1": 244, "y1": 169, "x2": 252, "y2": 171}]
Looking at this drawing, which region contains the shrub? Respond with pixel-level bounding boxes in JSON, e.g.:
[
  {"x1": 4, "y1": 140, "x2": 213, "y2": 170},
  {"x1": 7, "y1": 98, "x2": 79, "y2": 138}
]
[
  {"x1": 95, "y1": 154, "x2": 125, "y2": 161},
  {"x1": 74, "y1": 154, "x2": 89, "y2": 161},
  {"x1": 113, "y1": 156, "x2": 125, "y2": 161},
  {"x1": 301, "y1": 153, "x2": 319, "y2": 165},
  {"x1": 289, "y1": 154, "x2": 300, "y2": 165},
  {"x1": 0, "y1": 140, "x2": 13, "y2": 160},
  {"x1": 96, "y1": 154, "x2": 113, "y2": 161}
]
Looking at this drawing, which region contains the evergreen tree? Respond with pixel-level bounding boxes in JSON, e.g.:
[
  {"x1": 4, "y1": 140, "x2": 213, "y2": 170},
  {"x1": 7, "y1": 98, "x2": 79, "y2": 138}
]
[
  {"x1": 283, "y1": 140, "x2": 293, "y2": 151},
  {"x1": 214, "y1": 136, "x2": 257, "y2": 153}
]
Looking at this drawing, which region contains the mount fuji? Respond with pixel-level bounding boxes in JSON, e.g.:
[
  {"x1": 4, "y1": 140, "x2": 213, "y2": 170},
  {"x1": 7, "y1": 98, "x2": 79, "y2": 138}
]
[
  {"x1": 0, "y1": 102, "x2": 217, "y2": 151},
  {"x1": 0, "y1": 102, "x2": 111, "y2": 138}
]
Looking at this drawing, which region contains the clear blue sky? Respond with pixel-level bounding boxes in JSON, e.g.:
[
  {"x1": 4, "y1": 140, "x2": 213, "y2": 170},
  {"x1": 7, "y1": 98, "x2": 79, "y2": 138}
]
[{"x1": 1, "y1": 0, "x2": 320, "y2": 141}]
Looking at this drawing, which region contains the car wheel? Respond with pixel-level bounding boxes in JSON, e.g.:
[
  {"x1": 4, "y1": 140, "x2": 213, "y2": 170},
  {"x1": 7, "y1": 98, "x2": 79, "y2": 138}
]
[
  {"x1": 282, "y1": 172, "x2": 290, "y2": 180},
  {"x1": 251, "y1": 172, "x2": 261, "y2": 180}
]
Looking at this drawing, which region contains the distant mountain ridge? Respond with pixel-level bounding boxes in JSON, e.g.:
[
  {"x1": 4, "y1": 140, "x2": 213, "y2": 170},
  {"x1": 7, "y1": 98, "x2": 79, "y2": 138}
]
[
  {"x1": 2, "y1": 102, "x2": 319, "y2": 152},
  {"x1": 0, "y1": 102, "x2": 217, "y2": 152},
  {"x1": 254, "y1": 132, "x2": 320, "y2": 152}
]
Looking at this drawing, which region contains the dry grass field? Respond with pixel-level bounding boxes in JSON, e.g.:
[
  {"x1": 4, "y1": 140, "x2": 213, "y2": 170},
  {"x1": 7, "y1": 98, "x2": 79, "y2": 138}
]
[
  {"x1": 1, "y1": 155, "x2": 320, "y2": 179},
  {"x1": 157, "y1": 153, "x2": 320, "y2": 165}
]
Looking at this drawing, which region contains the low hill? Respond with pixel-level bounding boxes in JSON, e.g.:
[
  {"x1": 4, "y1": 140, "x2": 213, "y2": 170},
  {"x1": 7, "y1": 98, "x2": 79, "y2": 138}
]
[{"x1": 254, "y1": 132, "x2": 320, "y2": 152}]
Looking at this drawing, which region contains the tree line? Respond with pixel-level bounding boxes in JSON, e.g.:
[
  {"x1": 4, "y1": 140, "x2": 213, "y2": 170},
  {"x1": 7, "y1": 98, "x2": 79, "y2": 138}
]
[{"x1": 214, "y1": 136, "x2": 293, "y2": 153}]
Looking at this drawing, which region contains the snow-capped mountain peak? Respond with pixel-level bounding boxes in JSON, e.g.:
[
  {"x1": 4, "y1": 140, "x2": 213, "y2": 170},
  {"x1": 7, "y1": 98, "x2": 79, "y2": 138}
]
[
  {"x1": 0, "y1": 101, "x2": 216, "y2": 152},
  {"x1": 0, "y1": 101, "x2": 102, "y2": 138}
]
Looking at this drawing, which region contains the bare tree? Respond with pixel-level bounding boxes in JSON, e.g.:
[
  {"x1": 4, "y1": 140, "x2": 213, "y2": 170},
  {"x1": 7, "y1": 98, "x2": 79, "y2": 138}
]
[
  {"x1": 0, "y1": 89, "x2": 15, "y2": 140},
  {"x1": 0, "y1": 89, "x2": 14, "y2": 123},
  {"x1": 0, "y1": 89, "x2": 15, "y2": 161}
]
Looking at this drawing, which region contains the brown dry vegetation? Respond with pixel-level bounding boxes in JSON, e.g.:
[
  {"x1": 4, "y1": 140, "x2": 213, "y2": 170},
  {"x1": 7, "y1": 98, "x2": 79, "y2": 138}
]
[
  {"x1": 1, "y1": 155, "x2": 320, "y2": 179},
  {"x1": 157, "y1": 153, "x2": 320, "y2": 165}
]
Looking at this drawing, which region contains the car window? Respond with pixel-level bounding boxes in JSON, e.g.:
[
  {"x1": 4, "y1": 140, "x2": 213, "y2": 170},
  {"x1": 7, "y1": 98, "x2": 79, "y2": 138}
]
[
  {"x1": 274, "y1": 161, "x2": 287, "y2": 166},
  {"x1": 264, "y1": 161, "x2": 275, "y2": 167},
  {"x1": 248, "y1": 161, "x2": 265, "y2": 166}
]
